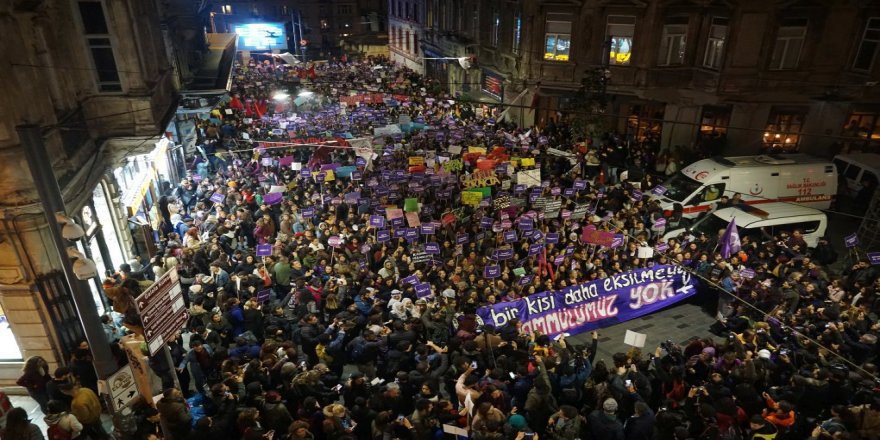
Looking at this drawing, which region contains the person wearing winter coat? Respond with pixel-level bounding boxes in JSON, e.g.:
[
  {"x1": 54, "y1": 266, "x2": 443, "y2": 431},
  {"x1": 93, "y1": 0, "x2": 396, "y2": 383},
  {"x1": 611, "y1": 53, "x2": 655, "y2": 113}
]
[
  {"x1": 156, "y1": 388, "x2": 192, "y2": 440},
  {"x1": 43, "y1": 400, "x2": 83, "y2": 439},
  {"x1": 261, "y1": 391, "x2": 294, "y2": 434},
  {"x1": 623, "y1": 402, "x2": 654, "y2": 440},
  {"x1": 588, "y1": 399, "x2": 624, "y2": 440},
  {"x1": 16, "y1": 356, "x2": 51, "y2": 413}
]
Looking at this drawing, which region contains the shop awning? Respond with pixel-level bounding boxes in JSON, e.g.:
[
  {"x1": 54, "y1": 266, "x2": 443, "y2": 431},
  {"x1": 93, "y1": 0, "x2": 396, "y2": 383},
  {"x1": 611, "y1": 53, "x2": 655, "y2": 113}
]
[{"x1": 187, "y1": 33, "x2": 237, "y2": 93}]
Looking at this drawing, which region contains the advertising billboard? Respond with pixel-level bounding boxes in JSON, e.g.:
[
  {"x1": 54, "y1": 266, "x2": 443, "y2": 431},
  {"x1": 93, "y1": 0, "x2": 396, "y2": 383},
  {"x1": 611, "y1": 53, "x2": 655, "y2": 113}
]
[{"x1": 233, "y1": 22, "x2": 287, "y2": 51}]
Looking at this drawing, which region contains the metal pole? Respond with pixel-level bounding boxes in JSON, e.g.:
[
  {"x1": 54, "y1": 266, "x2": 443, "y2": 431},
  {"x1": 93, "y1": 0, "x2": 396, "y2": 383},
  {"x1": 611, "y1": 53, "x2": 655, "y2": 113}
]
[
  {"x1": 163, "y1": 345, "x2": 182, "y2": 391},
  {"x1": 16, "y1": 125, "x2": 116, "y2": 379}
]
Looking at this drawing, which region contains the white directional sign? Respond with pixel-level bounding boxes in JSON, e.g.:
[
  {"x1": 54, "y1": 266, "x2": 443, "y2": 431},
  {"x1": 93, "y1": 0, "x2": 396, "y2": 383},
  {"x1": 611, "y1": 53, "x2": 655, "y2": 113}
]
[{"x1": 108, "y1": 364, "x2": 139, "y2": 412}]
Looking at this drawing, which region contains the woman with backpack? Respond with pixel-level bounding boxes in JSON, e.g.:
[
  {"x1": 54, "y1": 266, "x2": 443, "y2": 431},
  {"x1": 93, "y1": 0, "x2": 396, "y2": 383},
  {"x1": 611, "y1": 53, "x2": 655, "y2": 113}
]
[{"x1": 44, "y1": 400, "x2": 82, "y2": 440}]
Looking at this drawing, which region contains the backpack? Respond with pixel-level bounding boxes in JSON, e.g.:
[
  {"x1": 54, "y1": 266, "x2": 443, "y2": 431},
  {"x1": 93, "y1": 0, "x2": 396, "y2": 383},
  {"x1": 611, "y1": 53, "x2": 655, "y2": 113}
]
[{"x1": 47, "y1": 422, "x2": 72, "y2": 440}]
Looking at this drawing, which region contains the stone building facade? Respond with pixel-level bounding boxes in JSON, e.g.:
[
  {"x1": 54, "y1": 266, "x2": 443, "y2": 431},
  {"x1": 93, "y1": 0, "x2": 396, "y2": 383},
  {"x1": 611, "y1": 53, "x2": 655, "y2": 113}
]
[
  {"x1": 0, "y1": 0, "x2": 183, "y2": 385},
  {"x1": 409, "y1": 0, "x2": 880, "y2": 157}
]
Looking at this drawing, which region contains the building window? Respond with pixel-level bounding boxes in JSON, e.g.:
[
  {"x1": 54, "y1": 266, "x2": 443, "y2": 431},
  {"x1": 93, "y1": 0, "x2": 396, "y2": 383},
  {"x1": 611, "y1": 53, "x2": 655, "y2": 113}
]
[
  {"x1": 0, "y1": 303, "x2": 23, "y2": 361},
  {"x1": 404, "y1": 2, "x2": 410, "y2": 19},
  {"x1": 426, "y1": 1, "x2": 433, "y2": 28},
  {"x1": 703, "y1": 17, "x2": 727, "y2": 69},
  {"x1": 544, "y1": 13, "x2": 572, "y2": 61},
  {"x1": 281, "y1": 5, "x2": 288, "y2": 16},
  {"x1": 221, "y1": 4, "x2": 232, "y2": 14},
  {"x1": 658, "y1": 18, "x2": 688, "y2": 66},
  {"x1": 490, "y1": 11, "x2": 501, "y2": 47},
  {"x1": 338, "y1": 5, "x2": 352, "y2": 15},
  {"x1": 607, "y1": 15, "x2": 636, "y2": 66},
  {"x1": 854, "y1": 18, "x2": 880, "y2": 71},
  {"x1": 700, "y1": 106, "x2": 731, "y2": 136},
  {"x1": 512, "y1": 13, "x2": 522, "y2": 54},
  {"x1": 405, "y1": 30, "x2": 410, "y2": 51},
  {"x1": 843, "y1": 111, "x2": 880, "y2": 142},
  {"x1": 770, "y1": 20, "x2": 807, "y2": 70},
  {"x1": 321, "y1": 19, "x2": 329, "y2": 29},
  {"x1": 763, "y1": 107, "x2": 807, "y2": 151},
  {"x1": 413, "y1": 32, "x2": 418, "y2": 55},
  {"x1": 398, "y1": 1, "x2": 402, "y2": 18},
  {"x1": 77, "y1": 1, "x2": 121, "y2": 92}
]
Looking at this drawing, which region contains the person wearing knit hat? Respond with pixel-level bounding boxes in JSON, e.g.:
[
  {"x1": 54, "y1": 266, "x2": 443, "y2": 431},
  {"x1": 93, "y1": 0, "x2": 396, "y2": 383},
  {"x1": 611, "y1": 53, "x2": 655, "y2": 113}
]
[
  {"x1": 588, "y1": 398, "x2": 624, "y2": 439},
  {"x1": 506, "y1": 414, "x2": 527, "y2": 432}
]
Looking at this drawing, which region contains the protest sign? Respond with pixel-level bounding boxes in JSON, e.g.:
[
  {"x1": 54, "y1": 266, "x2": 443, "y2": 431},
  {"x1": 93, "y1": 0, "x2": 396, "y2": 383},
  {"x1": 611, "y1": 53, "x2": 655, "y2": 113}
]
[
  {"x1": 517, "y1": 169, "x2": 541, "y2": 188},
  {"x1": 460, "y1": 169, "x2": 500, "y2": 189},
  {"x1": 477, "y1": 265, "x2": 697, "y2": 337},
  {"x1": 581, "y1": 225, "x2": 617, "y2": 247},
  {"x1": 462, "y1": 191, "x2": 483, "y2": 206}
]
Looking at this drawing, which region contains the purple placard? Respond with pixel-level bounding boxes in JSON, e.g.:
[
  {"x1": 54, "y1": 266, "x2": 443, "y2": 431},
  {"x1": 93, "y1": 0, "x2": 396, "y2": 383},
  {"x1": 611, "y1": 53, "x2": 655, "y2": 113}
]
[
  {"x1": 546, "y1": 233, "x2": 560, "y2": 244},
  {"x1": 652, "y1": 185, "x2": 667, "y2": 196},
  {"x1": 484, "y1": 265, "x2": 501, "y2": 279},
  {"x1": 501, "y1": 219, "x2": 513, "y2": 229},
  {"x1": 495, "y1": 164, "x2": 508, "y2": 175},
  {"x1": 256, "y1": 289, "x2": 272, "y2": 303},
  {"x1": 653, "y1": 218, "x2": 667, "y2": 229},
  {"x1": 355, "y1": 157, "x2": 367, "y2": 167},
  {"x1": 551, "y1": 187, "x2": 561, "y2": 196},
  {"x1": 514, "y1": 184, "x2": 526, "y2": 194},
  {"x1": 328, "y1": 236, "x2": 343, "y2": 248},
  {"x1": 402, "y1": 274, "x2": 419, "y2": 285},
  {"x1": 554, "y1": 255, "x2": 565, "y2": 265},
  {"x1": 480, "y1": 217, "x2": 493, "y2": 229},
  {"x1": 565, "y1": 245, "x2": 575, "y2": 255},
  {"x1": 477, "y1": 265, "x2": 697, "y2": 337},
  {"x1": 519, "y1": 218, "x2": 534, "y2": 231},
  {"x1": 574, "y1": 180, "x2": 587, "y2": 190},
  {"x1": 504, "y1": 230, "x2": 518, "y2": 243},
  {"x1": 393, "y1": 228, "x2": 406, "y2": 238},
  {"x1": 740, "y1": 268, "x2": 756, "y2": 279},
  {"x1": 655, "y1": 242, "x2": 669, "y2": 252},
  {"x1": 390, "y1": 217, "x2": 405, "y2": 227},
  {"x1": 528, "y1": 243, "x2": 544, "y2": 256},
  {"x1": 845, "y1": 233, "x2": 859, "y2": 248},
  {"x1": 518, "y1": 274, "x2": 534, "y2": 286},
  {"x1": 301, "y1": 207, "x2": 315, "y2": 218},
  {"x1": 405, "y1": 228, "x2": 420, "y2": 241},
  {"x1": 561, "y1": 210, "x2": 572, "y2": 219},
  {"x1": 611, "y1": 234, "x2": 625, "y2": 248},
  {"x1": 264, "y1": 192, "x2": 283, "y2": 205},
  {"x1": 370, "y1": 215, "x2": 386, "y2": 228},
  {"x1": 421, "y1": 224, "x2": 436, "y2": 235},
  {"x1": 351, "y1": 171, "x2": 363, "y2": 181},
  {"x1": 192, "y1": 174, "x2": 203, "y2": 182},
  {"x1": 256, "y1": 244, "x2": 272, "y2": 257},
  {"x1": 425, "y1": 242, "x2": 440, "y2": 254},
  {"x1": 377, "y1": 230, "x2": 391, "y2": 242},
  {"x1": 564, "y1": 188, "x2": 575, "y2": 197},
  {"x1": 209, "y1": 192, "x2": 226, "y2": 204},
  {"x1": 415, "y1": 282, "x2": 432, "y2": 298},
  {"x1": 532, "y1": 231, "x2": 545, "y2": 242},
  {"x1": 495, "y1": 248, "x2": 514, "y2": 260},
  {"x1": 301, "y1": 169, "x2": 312, "y2": 178},
  {"x1": 632, "y1": 190, "x2": 643, "y2": 201},
  {"x1": 867, "y1": 252, "x2": 880, "y2": 265},
  {"x1": 456, "y1": 233, "x2": 469, "y2": 244}
]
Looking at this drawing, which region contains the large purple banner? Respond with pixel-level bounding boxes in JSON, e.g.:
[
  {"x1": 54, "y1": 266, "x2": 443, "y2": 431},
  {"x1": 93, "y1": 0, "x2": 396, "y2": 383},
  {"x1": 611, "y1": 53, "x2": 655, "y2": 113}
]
[{"x1": 477, "y1": 265, "x2": 697, "y2": 337}]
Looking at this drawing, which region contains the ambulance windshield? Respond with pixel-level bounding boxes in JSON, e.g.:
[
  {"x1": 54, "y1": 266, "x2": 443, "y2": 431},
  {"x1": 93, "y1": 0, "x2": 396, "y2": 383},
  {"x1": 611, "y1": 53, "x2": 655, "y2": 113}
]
[{"x1": 662, "y1": 173, "x2": 702, "y2": 202}]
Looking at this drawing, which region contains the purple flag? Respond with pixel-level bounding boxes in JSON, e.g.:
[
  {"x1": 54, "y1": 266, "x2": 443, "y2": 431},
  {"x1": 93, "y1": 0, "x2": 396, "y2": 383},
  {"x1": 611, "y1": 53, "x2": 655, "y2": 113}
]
[{"x1": 719, "y1": 218, "x2": 741, "y2": 259}]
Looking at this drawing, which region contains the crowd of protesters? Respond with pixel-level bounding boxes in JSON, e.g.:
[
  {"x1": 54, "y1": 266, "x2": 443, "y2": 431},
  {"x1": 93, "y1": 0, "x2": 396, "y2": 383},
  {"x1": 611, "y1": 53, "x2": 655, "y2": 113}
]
[{"x1": 5, "y1": 55, "x2": 880, "y2": 440}]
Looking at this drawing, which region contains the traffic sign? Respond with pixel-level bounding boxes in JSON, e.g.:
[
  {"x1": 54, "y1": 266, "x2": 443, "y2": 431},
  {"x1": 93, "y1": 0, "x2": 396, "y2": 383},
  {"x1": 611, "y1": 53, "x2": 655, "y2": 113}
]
[
  {"x1": 107, "y1": 364, "x2": 139, "y2": 411},
  {"x1": 135, "y1": 267, "x2": 188, "y2": 356}
]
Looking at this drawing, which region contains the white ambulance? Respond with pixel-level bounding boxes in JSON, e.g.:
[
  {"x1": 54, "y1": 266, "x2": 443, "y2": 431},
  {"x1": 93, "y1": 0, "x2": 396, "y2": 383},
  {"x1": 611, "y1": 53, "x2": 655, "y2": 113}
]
[{"x1": 652, "y1": 154, "x2": 837, "y2": 218}]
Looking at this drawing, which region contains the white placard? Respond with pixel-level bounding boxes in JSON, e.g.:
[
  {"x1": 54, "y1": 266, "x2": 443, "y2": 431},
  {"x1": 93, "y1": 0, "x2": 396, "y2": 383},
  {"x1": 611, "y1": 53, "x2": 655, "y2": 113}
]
[{"x1": 624, "y1": 330, "x2": 647, "y2": 348}]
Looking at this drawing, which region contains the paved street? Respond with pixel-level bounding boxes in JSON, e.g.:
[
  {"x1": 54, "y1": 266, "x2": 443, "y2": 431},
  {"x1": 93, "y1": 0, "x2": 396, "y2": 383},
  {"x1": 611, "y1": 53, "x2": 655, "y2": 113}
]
[{"x1": 566, "y1": 297, "x2": 717, "y2": 361}]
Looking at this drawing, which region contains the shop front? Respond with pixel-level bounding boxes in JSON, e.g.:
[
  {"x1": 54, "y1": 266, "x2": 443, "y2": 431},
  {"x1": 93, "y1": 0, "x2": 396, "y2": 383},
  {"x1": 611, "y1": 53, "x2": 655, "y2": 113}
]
[{"x1": 115, "y1": 137, "x2": 174, "y2": 261}]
